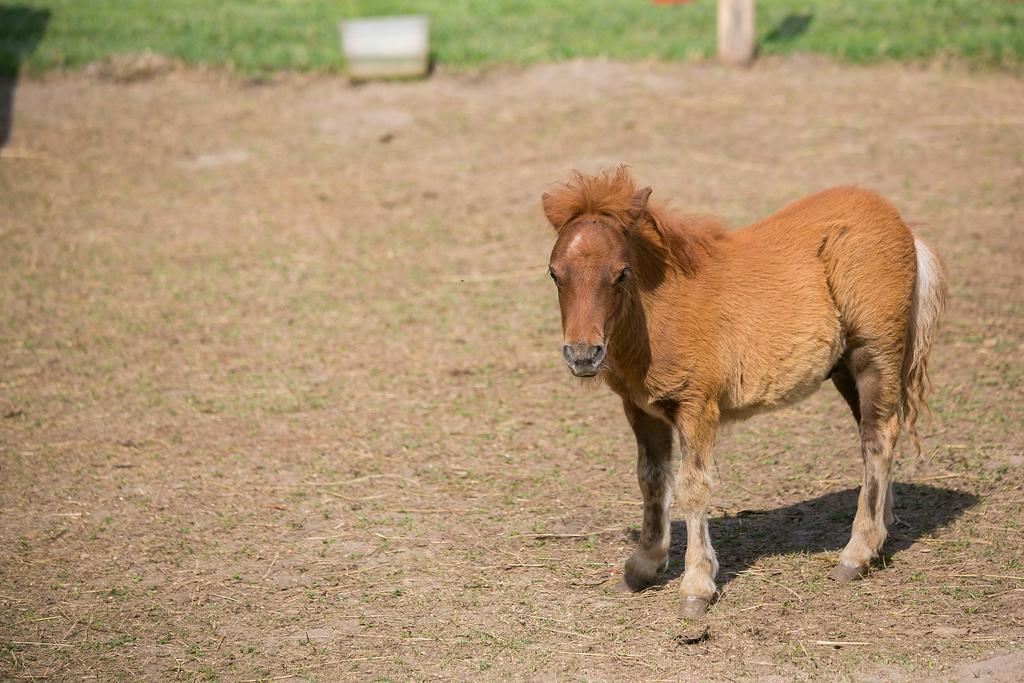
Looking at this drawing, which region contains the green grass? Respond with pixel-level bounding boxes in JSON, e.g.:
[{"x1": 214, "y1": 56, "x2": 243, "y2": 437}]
[{"x1": 1, "y1": 0, "x2": 1023, "y2": 75}]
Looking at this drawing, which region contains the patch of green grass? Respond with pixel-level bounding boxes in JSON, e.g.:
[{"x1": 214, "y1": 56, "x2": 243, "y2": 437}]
[
  {"x1": 105, "y1": 634, "x2": 136, "y2": 649},
  {"x1": 1, "y1": 0, "x2": 1022, "y2": 76}
]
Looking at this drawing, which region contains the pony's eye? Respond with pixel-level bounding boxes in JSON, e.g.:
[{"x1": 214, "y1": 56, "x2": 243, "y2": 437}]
[
  {"x1": 614, "y1": 267, "x2": 630, "y2": 285},
  {"x1": 548, "y1": 267, "x2": 559, "y2": 284}
]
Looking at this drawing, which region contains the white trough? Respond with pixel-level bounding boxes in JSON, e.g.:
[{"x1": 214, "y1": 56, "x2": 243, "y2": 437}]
[{"x1": 339, "y1": 15, "x2": 430, "y2": 79}]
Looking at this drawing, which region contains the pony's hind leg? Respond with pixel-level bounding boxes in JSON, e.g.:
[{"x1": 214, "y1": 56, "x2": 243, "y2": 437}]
[
  {"x1": 620, "y1": 401, "x2": 676, "y2": 592},
  {"x1": 830, "y1": 362, "x2": 861, "y2": 424},
  {"x1": 833, "y1": 357, "x2": 897, "y2": 529},
  {"x1": 884, "y1": 480, "x2": 896, "y2": 527},
  {"x1": 831, "y1": 348, "x2": 902, "y2": 582}
]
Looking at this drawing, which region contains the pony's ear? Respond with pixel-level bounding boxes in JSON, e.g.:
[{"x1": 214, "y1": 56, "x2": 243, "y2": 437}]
[
  {"x1": 628, "y1": 186, "x2": 653, "y2": 222},
  {"x1": 541, "y1": 191, "x2": 575, "y2": 231}
]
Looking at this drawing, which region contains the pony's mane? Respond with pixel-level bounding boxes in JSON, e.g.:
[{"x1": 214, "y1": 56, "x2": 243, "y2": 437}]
[
  {"x1": 542, "y1": 166, "x2": 640, "y2": 230},
  {"x1": 543, "y1": 166, "x2": 727, "y2": 275},
  {"x1": 649, "y1": 208, "x2": 728, "y2": 276}
]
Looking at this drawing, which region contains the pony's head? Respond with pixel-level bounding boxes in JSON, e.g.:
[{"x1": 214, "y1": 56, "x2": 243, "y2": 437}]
[{"x1": 542, "y1": 167, "x2": 654, "y2": 378}]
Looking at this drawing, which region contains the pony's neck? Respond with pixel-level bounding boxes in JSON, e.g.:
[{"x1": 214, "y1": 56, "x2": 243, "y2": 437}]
[
  {"x1": 606, "y1": 216, "x2": 724, "y2": 389},
  {"x1": 606, "y1": 285, "x2": 655, "y2": 386},
  {"x1": 603, "y1": 209, "x2": 725, "y2": 389}
]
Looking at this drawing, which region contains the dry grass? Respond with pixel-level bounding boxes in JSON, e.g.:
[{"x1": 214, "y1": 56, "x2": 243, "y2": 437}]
[{"x1": 1, "y1": 58, "x2": 1022, "y2": 680}]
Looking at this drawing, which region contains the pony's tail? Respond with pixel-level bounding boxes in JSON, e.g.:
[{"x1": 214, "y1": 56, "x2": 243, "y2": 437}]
[{"x1": 901, "y1": 237, "x2": 948, "y2": 456}]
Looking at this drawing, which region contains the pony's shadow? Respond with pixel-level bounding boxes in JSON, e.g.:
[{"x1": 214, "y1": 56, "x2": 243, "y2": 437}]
[{"x1": 633, "y1": 483, "x2": 978, "y2": 587}]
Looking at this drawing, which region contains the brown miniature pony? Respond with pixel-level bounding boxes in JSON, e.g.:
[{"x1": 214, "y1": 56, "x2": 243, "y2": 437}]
[{"x1": 542, "y1": 167, "x2": 946, "y2": 618}]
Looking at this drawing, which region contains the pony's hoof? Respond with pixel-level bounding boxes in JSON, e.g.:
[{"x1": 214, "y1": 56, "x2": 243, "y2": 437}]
[
  {"x1": 678, "y1": 596, "x2": 710, "y2": 619},
  {"x1": 618, "y1": 571, "x2": 654, "y2": 593},
  {"x1": 621, "y1": 553, "x2": 665, "y2": 592},
  {"x1": 612, "y1": 579, "x2": 639, "y2": 593},
  {"x1": 829, "y1": 562, "x2": 867, "y2": 583}
]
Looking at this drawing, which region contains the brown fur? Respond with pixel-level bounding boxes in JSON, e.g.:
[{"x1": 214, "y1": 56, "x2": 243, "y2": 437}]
[{"x1": 543, "y1": 166, "x2": 948, "y2": 614}]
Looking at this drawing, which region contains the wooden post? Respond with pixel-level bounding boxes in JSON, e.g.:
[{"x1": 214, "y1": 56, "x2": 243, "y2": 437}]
[{"x1": 717, "y1": 0, "x2": 756, "y2": 66}]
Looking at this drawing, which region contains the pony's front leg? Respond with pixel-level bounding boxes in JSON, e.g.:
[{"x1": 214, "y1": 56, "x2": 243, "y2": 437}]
[
  {"x1": 675, "y1": 404, "x2": 719, "y2": 618},
  {"x1": 620, "y1": 400, "x2": 676, "y2": 592}
]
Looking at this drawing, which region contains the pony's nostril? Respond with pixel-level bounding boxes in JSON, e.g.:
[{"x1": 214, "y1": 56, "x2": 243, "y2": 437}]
[
  {"x1": 562, "y1": 342, "x2": 604, "y2": 370},
  {"x1": 562, "y1": 345, "x2": 574, "y2": 364}
]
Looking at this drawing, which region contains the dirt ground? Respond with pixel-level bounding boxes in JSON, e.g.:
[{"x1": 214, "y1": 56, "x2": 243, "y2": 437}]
[{"x1": 1, "y1": 57, "x2": 1022, "y2": 681}]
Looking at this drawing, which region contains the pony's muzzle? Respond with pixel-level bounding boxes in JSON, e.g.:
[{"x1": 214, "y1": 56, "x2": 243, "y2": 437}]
[{"x1": 562, "y1": 342, "x2": 605, "y2": 377}]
